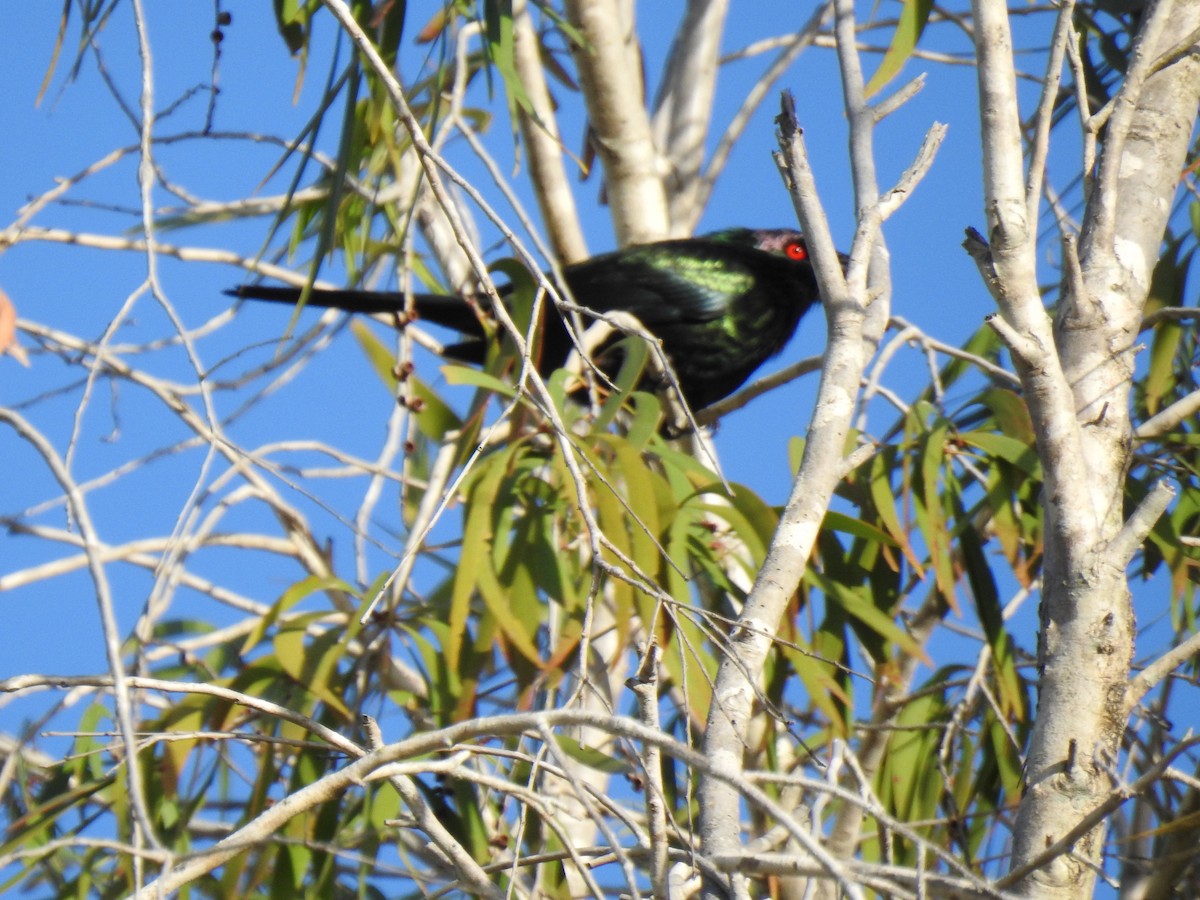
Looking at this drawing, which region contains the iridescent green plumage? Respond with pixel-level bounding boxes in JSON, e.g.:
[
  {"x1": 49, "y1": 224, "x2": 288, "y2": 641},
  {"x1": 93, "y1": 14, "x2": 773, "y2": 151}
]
[{"x1": 229, "y1": 228, "x2": 830, "y2": 411}]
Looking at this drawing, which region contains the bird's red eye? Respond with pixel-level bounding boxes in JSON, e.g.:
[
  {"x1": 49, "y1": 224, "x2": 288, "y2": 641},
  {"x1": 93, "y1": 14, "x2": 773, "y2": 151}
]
[{"x1": 785, "y1": 242, "x2": 808, "y2": 261}]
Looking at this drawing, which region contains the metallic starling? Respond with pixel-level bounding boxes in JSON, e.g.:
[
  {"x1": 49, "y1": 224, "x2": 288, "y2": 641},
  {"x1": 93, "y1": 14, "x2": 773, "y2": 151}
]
[{"x1": 228, "y1": 228, "x2": 830, "y2": 411}]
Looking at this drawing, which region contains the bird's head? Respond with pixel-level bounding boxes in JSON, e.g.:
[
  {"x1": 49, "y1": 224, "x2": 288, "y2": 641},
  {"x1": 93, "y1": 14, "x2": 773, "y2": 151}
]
[
  {"x1": 745, "y1": 228, "x2": 812, "y2": 262},
  {"x1": 707, "y1": 228, "x2": 848, "y2": 271}
]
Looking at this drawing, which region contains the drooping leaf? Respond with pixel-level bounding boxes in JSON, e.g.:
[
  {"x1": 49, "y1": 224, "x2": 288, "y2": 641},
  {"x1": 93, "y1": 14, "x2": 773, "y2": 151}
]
[{"x1": 865, "y1": 0, "x2": 935, "y2": 97}]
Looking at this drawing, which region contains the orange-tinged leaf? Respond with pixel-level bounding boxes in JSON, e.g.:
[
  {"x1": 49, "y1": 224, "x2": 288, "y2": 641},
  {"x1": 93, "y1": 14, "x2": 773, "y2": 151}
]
[
  {"x1": 0, "y1": 287, "x2": 29, "y2": 366},
  {"x1": 416, "y1": 4, "x2": 450, "y2": 43}
]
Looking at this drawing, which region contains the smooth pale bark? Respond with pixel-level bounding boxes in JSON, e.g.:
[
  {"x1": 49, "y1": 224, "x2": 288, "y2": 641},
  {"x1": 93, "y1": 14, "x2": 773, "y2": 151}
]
[
  {"x1": 697, "y1": 93, "x2": 866, "y2": 900},
  {"x1": 512, "y1": 0, "x2": 589, "y2": 264},
  {"x1": 652, "y1": 0, "x2": 729, "y2": 234},
  {"x1": 967, "y1": 0, "x2": 1200, "y2": 894},
  {"x1": 563, "y1": 0, "x2": 670, "y2": 245}
]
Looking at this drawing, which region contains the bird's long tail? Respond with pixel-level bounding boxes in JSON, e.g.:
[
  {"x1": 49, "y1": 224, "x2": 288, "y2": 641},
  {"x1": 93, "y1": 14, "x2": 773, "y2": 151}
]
[{"x1": 226, "y1": 285, "x2": 485, "y2": 335}]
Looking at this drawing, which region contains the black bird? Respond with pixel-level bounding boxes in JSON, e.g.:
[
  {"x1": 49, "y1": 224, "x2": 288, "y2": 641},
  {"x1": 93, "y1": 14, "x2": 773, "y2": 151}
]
[{"x1": 228, "y1": 228, "x2": 828, "y2": 411}]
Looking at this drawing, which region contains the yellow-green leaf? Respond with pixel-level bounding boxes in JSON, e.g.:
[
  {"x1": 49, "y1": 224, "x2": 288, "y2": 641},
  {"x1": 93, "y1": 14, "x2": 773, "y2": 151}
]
[{"x1": 865, "y1": 0, "x2": 934, "y2": 97}]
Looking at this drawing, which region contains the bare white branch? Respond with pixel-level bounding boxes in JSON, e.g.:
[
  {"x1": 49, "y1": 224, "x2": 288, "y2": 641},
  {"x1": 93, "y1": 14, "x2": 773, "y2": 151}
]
[
  {"x1": 1135, "y1": 389, "x2": 1200, "y2": 440},
  {"x1": 1107, "y1": 480, "x2": 1175, "y2": 569}
]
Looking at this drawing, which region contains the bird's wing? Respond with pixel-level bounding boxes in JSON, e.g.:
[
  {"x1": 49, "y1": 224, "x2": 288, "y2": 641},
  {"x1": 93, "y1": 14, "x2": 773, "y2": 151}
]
[{"x1": 563, "y1": 242, "x2": 753, "y2": 326}]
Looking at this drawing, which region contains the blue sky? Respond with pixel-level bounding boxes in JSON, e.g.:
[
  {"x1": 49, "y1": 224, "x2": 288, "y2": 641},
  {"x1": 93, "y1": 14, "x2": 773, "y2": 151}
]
[
  {"x1": 0, "y1": 0, "x2": 1109, "y2": 770},
  {"x1": 0, "y1": 0, "x2": 1025, "y2": 718},
  {"x1": 5, "y1": 6, "x2": 1195, "y2": 897}
]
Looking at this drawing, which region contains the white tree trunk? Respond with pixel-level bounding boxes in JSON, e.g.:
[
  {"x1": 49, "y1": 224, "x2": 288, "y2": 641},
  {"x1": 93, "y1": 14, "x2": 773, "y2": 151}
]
[{"x1": 967, "y1": 0, "x2": 1200, "y2": 894}]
